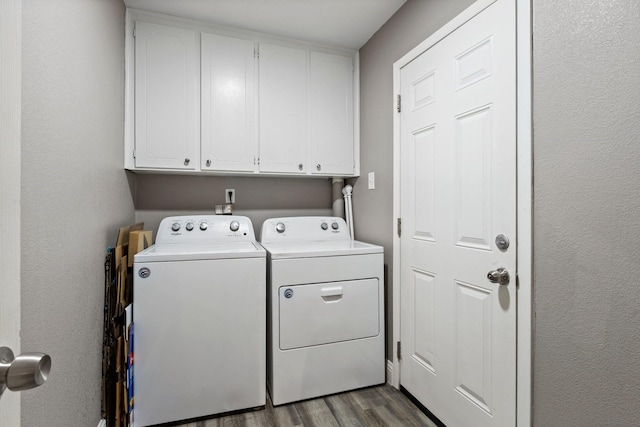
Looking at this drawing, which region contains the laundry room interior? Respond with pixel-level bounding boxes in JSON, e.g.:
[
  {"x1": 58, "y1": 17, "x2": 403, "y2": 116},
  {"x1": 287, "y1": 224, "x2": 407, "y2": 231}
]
[{"x1": 2, "y1": 0, "x2": 640, "y2": 426}]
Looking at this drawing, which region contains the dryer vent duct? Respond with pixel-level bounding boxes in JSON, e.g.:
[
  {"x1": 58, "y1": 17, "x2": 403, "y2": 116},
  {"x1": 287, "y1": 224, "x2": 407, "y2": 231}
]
[{"x1": 342, "y1": 184, "x2": 354, "y2": 238}]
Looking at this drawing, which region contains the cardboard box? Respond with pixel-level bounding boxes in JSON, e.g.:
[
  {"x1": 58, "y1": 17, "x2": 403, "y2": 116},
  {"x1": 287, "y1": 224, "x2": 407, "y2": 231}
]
[
  {"x1": 116, "y1": 222, "x2": 143, "y2": 247},
  {"x1": 128, "y1": 230, "x2": 153, "y2": 267},
  {"x1": 118, "y1": 255, "x2": 128, "y2": 308}
]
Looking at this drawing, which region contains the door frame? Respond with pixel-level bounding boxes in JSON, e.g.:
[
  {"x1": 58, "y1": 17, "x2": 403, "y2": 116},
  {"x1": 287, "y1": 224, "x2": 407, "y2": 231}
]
[
  {"x1": 0, "y1": 0, "x2": 22, "y2": 423},
  {"x1": 390, "y1": 0, "x2": 532, "y2": 425}
]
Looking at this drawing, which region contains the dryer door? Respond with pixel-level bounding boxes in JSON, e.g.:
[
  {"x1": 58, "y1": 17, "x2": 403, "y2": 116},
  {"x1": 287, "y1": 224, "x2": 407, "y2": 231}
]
[{"x1": 279, "y1": 278, "x2": 379, "y2": 350}]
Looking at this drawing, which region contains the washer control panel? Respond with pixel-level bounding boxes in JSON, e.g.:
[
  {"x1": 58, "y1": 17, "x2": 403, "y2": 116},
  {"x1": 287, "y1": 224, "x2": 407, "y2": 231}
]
[
  {"x1": 156, "y1": 215, "x2": 256, "y2": 243},
  {"x1": 260, "y1": 216, "x2": 350, "y2": 243}
]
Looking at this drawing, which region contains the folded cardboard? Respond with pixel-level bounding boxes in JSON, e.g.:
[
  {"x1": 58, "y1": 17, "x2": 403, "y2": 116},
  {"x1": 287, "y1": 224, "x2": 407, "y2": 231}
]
[
  {"x1": 128, "y1": 230, "x2": 153, "y2": 267},
  {"x1": 116, "y1": 222, "x2": 144, "y2": 247}
]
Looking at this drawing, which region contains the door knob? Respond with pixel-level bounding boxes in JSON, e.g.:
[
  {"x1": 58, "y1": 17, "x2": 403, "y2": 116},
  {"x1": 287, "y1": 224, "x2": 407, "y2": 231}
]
[
  {"x1": 487, "y1": 267, "x2": 510, "y2": 286},
  {"x1": 0, "y1": 346, "x2": 51, "y2": 396}
]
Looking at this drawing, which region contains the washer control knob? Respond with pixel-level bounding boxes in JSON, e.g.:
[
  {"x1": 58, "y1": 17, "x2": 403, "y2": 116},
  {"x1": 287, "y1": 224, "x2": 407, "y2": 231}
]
[
  {"x1": 185, "y1": 222, "x2": 194, "y2": 231},
  {"x1": 276, "y1": 222, "x2": 286, "y2": 233},
  {"x1": 171, "y1": 222, "x2": 180, "y2": 232},
  {"x1": 230, "y1": 221, "x2": 240, "y2": 232},
  {"x1": 331, "y1": 222, "x2": 339, "y2": 230},
  {"x1": 200, "y1": 222, "x2": 208, "y2": 231},
  {"x1": 321, "y1": 222, "x2": 328, "y2": 230}
]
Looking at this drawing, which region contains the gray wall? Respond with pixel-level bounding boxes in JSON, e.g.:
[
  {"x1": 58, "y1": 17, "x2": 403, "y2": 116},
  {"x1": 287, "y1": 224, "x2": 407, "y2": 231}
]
[
  {"x1": 356, "y1": 0, "x2": 476, "y2": 357},
  {"x1": 21, "y1": 0, "x2": 134, "y2": 425},
  {"x1": 134, "y1": 175, "x2": 333, "y2": 237},
  {"x1": 532, "y1": 0, "x2": 640, "y2": 424}
]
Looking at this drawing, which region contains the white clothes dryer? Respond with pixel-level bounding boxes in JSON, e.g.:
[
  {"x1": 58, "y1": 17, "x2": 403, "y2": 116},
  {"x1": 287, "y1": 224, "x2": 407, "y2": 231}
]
[
  {"x1": 133, "y1": 215, "x2": 265, "y2": 426},
  {"x1": 260, "y1": 216, "x2": 385, "y2": 406}
]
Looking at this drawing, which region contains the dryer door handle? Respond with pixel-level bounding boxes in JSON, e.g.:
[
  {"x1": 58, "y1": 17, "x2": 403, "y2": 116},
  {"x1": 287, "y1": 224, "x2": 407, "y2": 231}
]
[{"x1": 320, "y1": 286, "x2": 343, "y2": 301}]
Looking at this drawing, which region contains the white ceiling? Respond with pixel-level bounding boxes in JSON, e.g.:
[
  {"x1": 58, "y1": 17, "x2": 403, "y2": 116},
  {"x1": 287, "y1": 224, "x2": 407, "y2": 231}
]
[{"x1": 123, "y1": 0, "x2": 407, "y2": 50}]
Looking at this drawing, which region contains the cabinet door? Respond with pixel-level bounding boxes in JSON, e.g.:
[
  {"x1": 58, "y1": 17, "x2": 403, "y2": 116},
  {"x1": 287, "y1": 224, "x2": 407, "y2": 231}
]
[
  {"x1": 259, "y1": 43, "x2": 307, "y2": 173},
  {"x1": 201, "y1": 33, "x2": 257, "y2": 172},
  {"x1": 310, "y1": 51, "x2": 354, "y2": 175},
  {"x1": 134, "y1": 21, "x2": 198, "y2": 169}
]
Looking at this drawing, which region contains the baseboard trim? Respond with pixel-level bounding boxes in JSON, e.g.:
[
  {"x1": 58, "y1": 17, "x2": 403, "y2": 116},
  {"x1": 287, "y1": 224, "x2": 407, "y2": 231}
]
[
  {"x1": 386, "y1": 359, "x2": 393, "y2": 385},
  {"x1": 97, "y1": 419, "x2": 106, "y2": 427}
]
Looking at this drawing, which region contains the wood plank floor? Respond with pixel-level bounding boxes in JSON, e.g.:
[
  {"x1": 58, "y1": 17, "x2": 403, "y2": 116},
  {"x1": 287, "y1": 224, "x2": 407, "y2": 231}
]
[{"x1": 176, "y1": 385, "x2": 437, "y2": 427}]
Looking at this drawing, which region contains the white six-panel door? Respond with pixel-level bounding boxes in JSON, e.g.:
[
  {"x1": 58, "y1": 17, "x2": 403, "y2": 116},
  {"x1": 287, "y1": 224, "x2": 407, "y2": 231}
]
[
  {"x1": 0, "y1": 0, "x2": 21, "y2": 423},
  {"x1": 399, "y1": 1, "x2": 516, "y2": 426}
]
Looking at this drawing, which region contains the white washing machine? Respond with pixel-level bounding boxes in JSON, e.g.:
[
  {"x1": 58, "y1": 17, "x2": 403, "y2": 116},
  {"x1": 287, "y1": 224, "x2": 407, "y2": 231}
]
[
  {"x1": 133, "y1": 215, "x2": 266, "y2": 426},
  {"x1": 260, "y1": 216, "x2": 385, "y2": 406}
]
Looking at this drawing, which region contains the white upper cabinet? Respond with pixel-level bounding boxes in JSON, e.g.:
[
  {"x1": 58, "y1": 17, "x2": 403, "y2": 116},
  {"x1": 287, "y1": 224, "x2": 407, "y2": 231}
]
[
  {"x1": 125, "y1": 11, "x2": 359, "y2": 177},
  {"x1": 134, "y1": 21, "x2": 198, "y2": 170},
  {"x1": 201, "y1": 33, "x2": 257, "y2": 172},
  {"x1": 258, "y1": 43, "x2": 308, "y2": 174},
  {"x1": 310, "y1": 51, "x2": 354, "y2": 176}
]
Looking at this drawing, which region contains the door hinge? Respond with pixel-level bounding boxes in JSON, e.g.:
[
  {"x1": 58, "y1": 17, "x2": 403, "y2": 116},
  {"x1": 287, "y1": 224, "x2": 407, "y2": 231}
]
[
  {"x1": 132, "y1": 149, "x2": 136, "y2": 159},
  {"x1": 397, "y1": 341, "x2": 402, "y2": 360},
  {"x1": 397, "y1": 218, "x2": 401, "y2": 237},
  {"x1": 133, "y1": 22, "x2": 136, "y2": 38},
  {"x1": 397, "y1": 94, "x2": 401, "y2": 113}
]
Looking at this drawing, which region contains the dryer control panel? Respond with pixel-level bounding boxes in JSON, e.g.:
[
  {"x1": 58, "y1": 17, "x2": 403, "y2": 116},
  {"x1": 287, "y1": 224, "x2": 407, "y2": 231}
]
[
  {"x1": 156, "y1": 215, "x2": 256, "y2": 243},
  {"x1": 261, "y1": 217, "x2": 350, "y2": 243}
]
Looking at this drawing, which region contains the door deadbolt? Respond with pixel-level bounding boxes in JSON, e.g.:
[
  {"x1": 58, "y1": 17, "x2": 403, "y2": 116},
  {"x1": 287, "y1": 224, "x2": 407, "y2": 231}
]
[
  {"x1": 495, "y1": 234, "x2": 509, "y2": 251},
  {"x1": 487, "y1": 267, "x2": 510, "y2": 286}
]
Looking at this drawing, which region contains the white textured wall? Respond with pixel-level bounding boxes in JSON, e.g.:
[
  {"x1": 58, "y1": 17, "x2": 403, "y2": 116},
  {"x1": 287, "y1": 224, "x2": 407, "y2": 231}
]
[
  {"x1": 356, "y1": 0, "x2": 476, "y2": 357},
  {"x1": 21, "y1": 0, "x2": 134, "y2": 425},
  {"x1": 532, "y1": 0, "x2": 640, "y2": 424}
]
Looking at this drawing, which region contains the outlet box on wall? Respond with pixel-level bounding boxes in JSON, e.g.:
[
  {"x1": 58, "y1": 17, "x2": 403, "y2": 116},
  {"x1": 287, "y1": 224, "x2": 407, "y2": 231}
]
[{"x1": 225, "y1": 189, "x2": 235, "y2": 204}]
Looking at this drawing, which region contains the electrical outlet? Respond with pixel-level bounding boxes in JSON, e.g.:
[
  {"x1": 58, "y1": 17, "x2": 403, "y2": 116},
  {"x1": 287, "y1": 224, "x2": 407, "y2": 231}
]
[
  {"x1": 368, "y1": 172, "x2": 375, "y2": 190},
  {"x1": 225, "y1": 189, "x2": 235, "y2": 204}
]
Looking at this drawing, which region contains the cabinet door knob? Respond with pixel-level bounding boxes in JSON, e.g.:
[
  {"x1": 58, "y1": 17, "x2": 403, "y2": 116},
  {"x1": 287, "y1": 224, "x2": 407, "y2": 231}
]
[
  {"x1": 206, "y1": 159, "x2": 211, "y2": 167},
  {"x1": 316, "y1": 164, "x2": 322, "y2": 171},
  {"x1": 184, "y1": 158, "x2": 190, "y2": 165},
  {"x1": 298, "y1": 163, "x2": 303, "y2": 171}
]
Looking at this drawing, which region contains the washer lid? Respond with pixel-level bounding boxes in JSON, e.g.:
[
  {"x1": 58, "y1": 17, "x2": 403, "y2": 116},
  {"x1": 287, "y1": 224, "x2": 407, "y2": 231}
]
[
  {"x1": 261, "y1": 240, "x2": 382, "y2": 259},
  {"x1": 134, "y1": 241, "x2": 266, "y2": 262}
]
